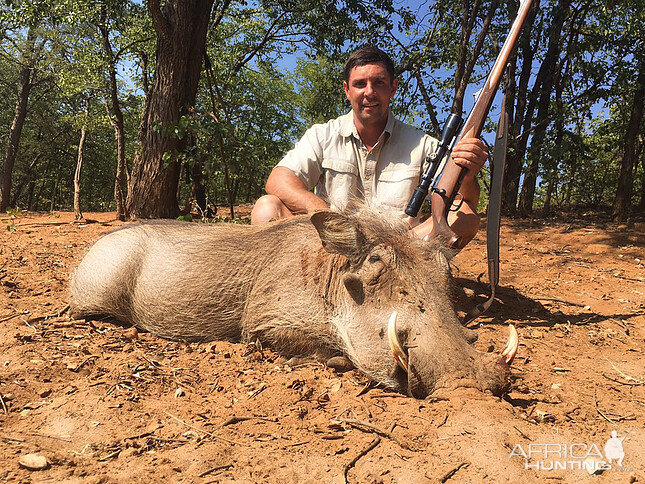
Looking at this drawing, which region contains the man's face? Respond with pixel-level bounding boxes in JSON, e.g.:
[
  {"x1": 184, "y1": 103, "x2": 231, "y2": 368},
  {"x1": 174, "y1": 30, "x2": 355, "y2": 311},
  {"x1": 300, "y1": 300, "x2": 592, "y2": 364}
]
[{"x1": 343, "y1": 63, "x2": 398, "y2": 128}]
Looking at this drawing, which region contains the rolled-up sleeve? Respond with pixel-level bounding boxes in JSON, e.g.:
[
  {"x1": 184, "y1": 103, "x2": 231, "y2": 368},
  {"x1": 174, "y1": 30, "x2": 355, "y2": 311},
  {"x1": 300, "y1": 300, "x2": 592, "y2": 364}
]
[{"x1": 276, "y1": 125, "x2": 324, "y2": 190}]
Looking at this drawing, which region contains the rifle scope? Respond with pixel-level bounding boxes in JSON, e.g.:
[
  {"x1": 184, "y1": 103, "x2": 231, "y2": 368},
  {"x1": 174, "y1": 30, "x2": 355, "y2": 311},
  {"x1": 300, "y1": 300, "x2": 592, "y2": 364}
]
[{"x1": 405, "y1": 113, "x2": 463, "y2": 217}]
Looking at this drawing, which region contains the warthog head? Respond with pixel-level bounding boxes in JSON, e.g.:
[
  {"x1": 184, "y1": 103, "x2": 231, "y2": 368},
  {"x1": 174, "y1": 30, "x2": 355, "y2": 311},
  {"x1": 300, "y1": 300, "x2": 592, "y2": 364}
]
[{"x1": 310, "y1": 209, "x2": 517, "y2": 398}]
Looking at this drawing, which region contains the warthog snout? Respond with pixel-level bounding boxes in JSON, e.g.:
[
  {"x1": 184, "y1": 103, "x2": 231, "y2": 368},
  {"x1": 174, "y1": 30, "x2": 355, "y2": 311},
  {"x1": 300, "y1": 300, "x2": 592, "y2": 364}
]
[{"x1": 388, "y1": 311, "x2": 518, "y2": 398}]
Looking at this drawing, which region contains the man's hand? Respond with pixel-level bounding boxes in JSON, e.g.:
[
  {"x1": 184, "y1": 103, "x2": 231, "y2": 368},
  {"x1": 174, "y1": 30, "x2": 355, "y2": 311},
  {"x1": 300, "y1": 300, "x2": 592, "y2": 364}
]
[
  {"x1": 407, "y1": 137, "x2": 487, "y2": 243},
  {"x1": 450, "y1": 137, "x2": 488, "y2": 180}
]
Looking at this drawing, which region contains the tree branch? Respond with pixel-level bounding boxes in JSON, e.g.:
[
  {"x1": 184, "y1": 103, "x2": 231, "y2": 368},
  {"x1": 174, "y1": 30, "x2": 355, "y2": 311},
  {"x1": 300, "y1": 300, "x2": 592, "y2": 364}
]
[
  {"x1": 114, "y1": 37, "x2": 154, "y2": 63},
  {"x1": 230, "y1": 13, "x2": 288, "y2": 77},
  {"x1": 413, "y1": 68, "x2": 441, "y2": 136},
  {"x1": 210, "y1": 0, "x2": 233, "y2": 33}
]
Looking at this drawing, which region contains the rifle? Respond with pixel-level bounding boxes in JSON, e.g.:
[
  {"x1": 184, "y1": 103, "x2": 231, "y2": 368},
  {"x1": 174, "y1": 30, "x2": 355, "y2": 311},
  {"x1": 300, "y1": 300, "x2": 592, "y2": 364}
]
[{"x1": 406, "y1": 0, "x2": 534, "y2": 250}]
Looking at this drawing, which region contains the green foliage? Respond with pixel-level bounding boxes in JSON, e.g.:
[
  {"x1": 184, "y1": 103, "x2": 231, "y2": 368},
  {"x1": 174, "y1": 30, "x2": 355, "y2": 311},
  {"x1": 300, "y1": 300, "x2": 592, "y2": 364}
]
[{"x1": 293, "y1": 56, "x2": 348, "y2": 125}]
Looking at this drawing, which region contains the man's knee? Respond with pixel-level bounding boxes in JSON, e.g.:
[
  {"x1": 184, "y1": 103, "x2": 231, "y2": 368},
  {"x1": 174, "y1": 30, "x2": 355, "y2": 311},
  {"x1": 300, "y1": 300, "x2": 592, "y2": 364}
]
[{"x1": 251, "y1": 195, "x2": 291, "y2": 225}]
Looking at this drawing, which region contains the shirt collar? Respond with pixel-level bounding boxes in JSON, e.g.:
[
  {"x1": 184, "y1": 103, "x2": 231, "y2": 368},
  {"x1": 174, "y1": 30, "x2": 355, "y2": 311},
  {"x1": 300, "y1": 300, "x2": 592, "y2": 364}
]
[{"x1": 339, "y1": 110, "x2": 396, "y2": 140}]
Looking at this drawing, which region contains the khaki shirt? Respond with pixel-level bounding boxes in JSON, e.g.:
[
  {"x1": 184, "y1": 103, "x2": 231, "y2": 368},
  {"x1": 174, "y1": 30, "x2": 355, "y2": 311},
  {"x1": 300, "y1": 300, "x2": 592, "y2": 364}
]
[{"x1": 277, "y1": 111, "x2": 438, "y2": 218}]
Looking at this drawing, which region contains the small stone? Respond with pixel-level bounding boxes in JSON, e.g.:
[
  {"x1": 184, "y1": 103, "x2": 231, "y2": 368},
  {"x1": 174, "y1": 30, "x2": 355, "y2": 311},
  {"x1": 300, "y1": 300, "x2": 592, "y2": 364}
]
[
  {"x1": 18, "y1": 453, "x2": 49, "y2": 470},
  {"x1": 462, "y1": 287, "x2": 476, "y2": 298},
  {"x1": 39, "y1": 389, "x2": 52, "y2": 398},
  {"x1": 174, "y1": 387, "x2": 185, "y2": 398},
  {"x1": 329, "y1": 379, "x2": 342, "y2": 393},
  {"x1": 123, "y1": 327, "x2": 138, "y2": 341}
]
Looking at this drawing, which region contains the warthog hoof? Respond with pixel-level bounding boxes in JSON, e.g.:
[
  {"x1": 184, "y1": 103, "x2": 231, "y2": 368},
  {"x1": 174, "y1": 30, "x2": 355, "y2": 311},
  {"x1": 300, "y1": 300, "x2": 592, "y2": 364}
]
[{"x1": 326, "y1": 355, "x2": 354, "y2": 372}]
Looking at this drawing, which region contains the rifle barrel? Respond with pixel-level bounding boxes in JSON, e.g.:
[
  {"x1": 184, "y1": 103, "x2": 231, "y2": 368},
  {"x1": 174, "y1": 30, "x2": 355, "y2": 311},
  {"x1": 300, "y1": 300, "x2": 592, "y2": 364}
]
[{"x1": 430, "y1": 0, "x2": 534, "y2": 249}]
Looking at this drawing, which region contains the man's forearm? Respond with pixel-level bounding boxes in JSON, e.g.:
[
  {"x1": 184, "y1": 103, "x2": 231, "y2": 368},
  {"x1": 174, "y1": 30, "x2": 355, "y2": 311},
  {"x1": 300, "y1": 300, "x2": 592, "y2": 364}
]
[
  {"x1": 459, "y1": 175, "x2": 481, "y2": 211},
  {"x1": 265, "y1": 166, "x2": 329, "y2": 214}
]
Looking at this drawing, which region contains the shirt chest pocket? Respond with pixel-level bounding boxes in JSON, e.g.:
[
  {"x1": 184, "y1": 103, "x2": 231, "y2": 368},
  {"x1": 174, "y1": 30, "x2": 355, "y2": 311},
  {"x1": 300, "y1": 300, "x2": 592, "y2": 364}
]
[
  {"x1": 319, "y1": 158, "x2": 360, "y2": 209},
  {"x1": 376, "y1": 168, "x2": 420, "y2": 211}
]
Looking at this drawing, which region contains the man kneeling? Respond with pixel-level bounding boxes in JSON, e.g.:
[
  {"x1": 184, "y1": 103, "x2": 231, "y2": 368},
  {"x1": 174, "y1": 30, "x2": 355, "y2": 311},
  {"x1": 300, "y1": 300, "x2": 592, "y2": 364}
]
[{"x1": 251, "y1": 46, "x2": 487, "y2": 247}]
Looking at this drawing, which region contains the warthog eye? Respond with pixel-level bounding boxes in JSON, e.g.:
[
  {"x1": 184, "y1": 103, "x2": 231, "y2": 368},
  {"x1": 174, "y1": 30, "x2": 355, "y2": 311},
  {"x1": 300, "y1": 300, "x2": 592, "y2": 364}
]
[{"x1": 368, "y1": 254, "x2": 381, "y2": 263}]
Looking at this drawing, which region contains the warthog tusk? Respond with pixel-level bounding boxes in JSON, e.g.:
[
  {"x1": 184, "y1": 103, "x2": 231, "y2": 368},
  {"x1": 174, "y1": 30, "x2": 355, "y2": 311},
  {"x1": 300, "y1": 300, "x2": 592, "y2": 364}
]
[
  {"x1": 501, "y1": 325, "x2": 519, "y2": 364},
  {"x1": 387, "y1": 311, "x2": 408, "y2": 372}
]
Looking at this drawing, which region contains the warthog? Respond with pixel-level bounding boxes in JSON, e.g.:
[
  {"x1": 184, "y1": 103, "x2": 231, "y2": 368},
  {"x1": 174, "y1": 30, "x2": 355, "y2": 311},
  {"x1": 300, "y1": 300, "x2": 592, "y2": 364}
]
[{"x1": 69, "y1": 208, "x2": 518, "y2": 398}]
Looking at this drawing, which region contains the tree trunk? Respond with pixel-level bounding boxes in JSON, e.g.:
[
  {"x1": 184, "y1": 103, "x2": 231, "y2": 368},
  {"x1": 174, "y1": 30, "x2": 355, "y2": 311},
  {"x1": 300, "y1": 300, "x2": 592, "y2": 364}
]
[
  {"x1": 191, "y1": 157, "x2": 208, "y2": 215},
  {"x1": 638, "y1": 148, "x2": 645, "y2": 213},
  {"x1": 223, "y1": 161, "x2": 235, "y2": 219},
  {"x1": 0, "y1": 29, "x2": 36, "y2": 212},
  {"x1": 26, "y1": 179, "x2": 36, "y2": 210},
  {"x1": 139, "y1": 51, "x2": 150, "y2": 95},
  {"x1": 543, "y1": 171, "x2": 555, "y2": 215},
  {"x1": 502, "y1": 0, "x2": 540, "y2": 215},
  {"x1": 33, "y1": 157, "x2": 52, "y2": 210},
  {"x1": 50, "y1": 175, "x2": 59, "y2": 212},
  {"x1": 74, "y1": 96, "x2": 90, "y2": 221},
  {"x1": 564, "y1": 153, "x2": 576, "y2": 208},
  {"x1": 245, "y1": 164, "x2": 255, "y2": 203},
  {"x1": 10, "y1": 153, "x2": 42, "y2": 206},
  {"x1": 99, "y1": 5, "x2": 128, "y2": 221},
  {"x1": 612, "y1": 55, "x2": 645, "y2": 221},
  {"x1": 518, "y1": 0, "x2": 569, "y2": 218},
  {"x1": 451, "y1": 0, "x2": 499, "y2": 114},
  {"x1": 126, "y1": 0, "x2": 214, "y2": 219}
]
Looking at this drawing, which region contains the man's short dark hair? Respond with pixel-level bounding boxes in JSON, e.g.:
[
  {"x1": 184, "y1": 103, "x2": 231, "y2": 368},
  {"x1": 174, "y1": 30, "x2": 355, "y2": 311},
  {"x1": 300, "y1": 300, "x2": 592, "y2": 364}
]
[{"x1": 344, "y1": 46, "x2": 396, "y2": 83}]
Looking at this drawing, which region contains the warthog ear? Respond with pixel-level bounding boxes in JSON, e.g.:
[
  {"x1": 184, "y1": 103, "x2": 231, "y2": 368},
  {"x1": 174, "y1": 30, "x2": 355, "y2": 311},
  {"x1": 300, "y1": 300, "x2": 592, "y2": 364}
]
[
  {"x1": 311, "y1": 211, "x2": 366, "y2": 259},
  {"x1": 342, "y1": 274, "x2": 364, "y2": 304}
]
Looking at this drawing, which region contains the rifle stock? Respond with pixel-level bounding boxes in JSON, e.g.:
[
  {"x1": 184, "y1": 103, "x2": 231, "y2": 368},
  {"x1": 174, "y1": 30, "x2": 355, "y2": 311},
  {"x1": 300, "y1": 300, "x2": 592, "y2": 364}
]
[{"x1": 431, "y1": 0, "x2": 534, "y2": 249}]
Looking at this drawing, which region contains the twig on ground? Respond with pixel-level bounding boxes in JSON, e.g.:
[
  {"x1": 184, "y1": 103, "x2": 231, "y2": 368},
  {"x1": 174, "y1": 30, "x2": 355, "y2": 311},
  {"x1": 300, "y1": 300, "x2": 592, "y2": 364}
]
[
  {"x1": 247, "y1": 384, "x2": 267, "y2": 399},
  {"x1": 164, "y1": 411, "x2": 244, "y2": 446},
  {"x1": 439, "y1": 462, "x2": 469, "y2": 483},
  {"x1": 356, "y1": 381, "x2": 373, "y2": 397},
  {"x1": 608, "y1": 414, "x2": 636, "y2": 422},
  {"x1": 334, "y1": 418, "x2": 408, "y2": 449},
  {"x1": 343, "y1": 436, "x2": 380, "y2": 484},
  {"x1": 608, "y1": 319, "x2": 630, "y2": 335},
  {"x1": 0, "y1": 433, "x2": 26, "y2": 443},
  {"x1": 68, "y1": 355, "x2": 99, "y2": 372},
  {"x1": 593, "y1": 389, "x2": 614, "y2": 423},
  {"x1": 26, "y1": 432, "x2": 73, "y2": 442},
  {"x1": 27, "y1": 304, "x2": 70, "y2": 324},
  {"x1": 534, "y1": 297, "x2": 588, "y2": 308},
  {"x1": 198, "y1": 464, "x2": 233, "y2": 478},
  {"x1": 602, "y1": 373, "x2": 644, "y2": 386},
  {"x1": 285, "y1": 440, "x2": 309, "y2": 447},
  {"x1": 358, "y1": 397, "x2": 373, "y2": 419},
  {"x1": 370, "y1": 392, "x2": 407, "y2": 398},
  {"x1": 0, "y1": 312, "x2": 19, "y2": 324},
  {"x1": 437, "y1": 412, "x2": 449, "y2": 428},
  {"x1": 97, "y1": 449, "x2": 121, "y2": 461},
  {"x1": 605, "y1": 358, "x2": 644, "y2": 384},
  {"x1": 219, "y1": 415, "x2": 278, "y2": 427},
  {"x1": 0, "y1": 393, "x2": 7, "y2": 414},
  {"x1": 513, "y1": 426, "x2": 531, "y2": 441}
]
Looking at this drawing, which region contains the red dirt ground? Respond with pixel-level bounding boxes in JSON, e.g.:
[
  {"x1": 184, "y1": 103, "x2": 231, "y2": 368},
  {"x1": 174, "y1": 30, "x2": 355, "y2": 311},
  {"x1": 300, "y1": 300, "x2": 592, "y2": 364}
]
[{"x1": 1, "y1": 209, "x2": 643, "y2": 483}]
